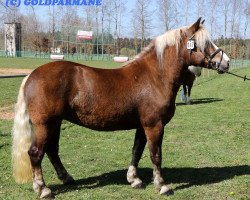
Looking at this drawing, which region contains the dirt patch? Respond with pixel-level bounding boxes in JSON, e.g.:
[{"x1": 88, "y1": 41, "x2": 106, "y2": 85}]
[
  {"x1": 0, "y1": 111, "x2": 14, "y2": 120},
  {"x1": 0, "y1": 68, "x2": 32, "y2": 75},
  {"x1": 0, "y1": 68, "x2": 32, "y2": 120},
  {"x1": 0, "y1": 105, "x2": 14, "y2": 120}
]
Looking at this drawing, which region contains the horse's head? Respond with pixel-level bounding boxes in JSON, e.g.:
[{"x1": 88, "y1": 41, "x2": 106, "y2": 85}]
[{"x1": 182, "y1": 18, "x2": 230, "y2": 73}]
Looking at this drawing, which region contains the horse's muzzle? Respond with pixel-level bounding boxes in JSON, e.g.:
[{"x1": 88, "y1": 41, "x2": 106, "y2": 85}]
[{"x1": 216, "y1": 60, "x2": 229, "y2": 74}]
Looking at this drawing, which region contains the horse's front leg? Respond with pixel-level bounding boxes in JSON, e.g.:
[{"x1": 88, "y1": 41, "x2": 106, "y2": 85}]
[
  {"x1": 186, "y1": 83, "x2": 193, "y2": 105},
  {"x1": 181, "y1": 85, "x2": 187, "y2": 103},
  {"x1": 127, "y1": 127, "x2": 147, "y2": 188},
  {"x1": 144, "y1": 123, "x2": 171, "y2": 195}
]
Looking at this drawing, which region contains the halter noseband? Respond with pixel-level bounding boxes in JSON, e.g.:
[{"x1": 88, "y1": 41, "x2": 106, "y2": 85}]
[{"x1": 207, "y1": 48, "x2": 224, "y2": 71}]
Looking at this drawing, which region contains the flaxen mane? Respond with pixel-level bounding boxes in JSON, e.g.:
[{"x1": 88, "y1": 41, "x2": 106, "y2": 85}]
[{"x1": 125, "y1": 24, "x2": 212, "y2": 67}]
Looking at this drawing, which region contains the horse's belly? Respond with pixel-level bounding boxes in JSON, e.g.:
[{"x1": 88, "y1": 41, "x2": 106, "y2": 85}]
[{"x1": 65, "y1": 108, "x2": 139, "y2": 131}]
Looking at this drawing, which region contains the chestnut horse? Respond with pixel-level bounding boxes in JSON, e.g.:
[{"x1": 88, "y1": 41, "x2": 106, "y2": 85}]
[
  {"x1": 181, "y1": 66, "x2": 202, "y2": 104},
  {"x1": 12, "y1": 18, "x2": 230, "y2": 198}
]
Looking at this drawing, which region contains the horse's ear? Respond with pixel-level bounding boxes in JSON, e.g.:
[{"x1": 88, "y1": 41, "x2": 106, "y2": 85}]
[
  {"x1": 188, "y1": 17, "x2": 202, "y2": 34},
  {"x1": 201, "y1": 19, "x2": 205, "y2": 24}
]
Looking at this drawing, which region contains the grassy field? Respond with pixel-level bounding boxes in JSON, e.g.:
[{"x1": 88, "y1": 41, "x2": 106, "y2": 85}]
[
  {"x1": 0, "y1": 58, "x2": 249, "y2": 199},
  {"x1": 0, "y1": 57, "x2": 120, "y2": 69}
]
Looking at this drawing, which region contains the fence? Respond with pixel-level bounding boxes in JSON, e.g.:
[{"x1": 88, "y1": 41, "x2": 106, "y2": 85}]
[
  {"x1": 0, "y1": 50, "x2": 249, "y2": 71},
  {"x1": 0, "y1": 50, "x2": 116, "y2": 61}
]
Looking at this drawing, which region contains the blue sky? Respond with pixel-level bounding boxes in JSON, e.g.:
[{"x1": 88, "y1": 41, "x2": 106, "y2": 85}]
[{"x1": 7, "y1": 0, "x2": 250, "y2": 39}]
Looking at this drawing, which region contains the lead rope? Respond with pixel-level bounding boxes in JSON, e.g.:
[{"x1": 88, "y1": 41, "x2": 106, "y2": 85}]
[{"x1": 226, "y1": 71, "x2": 250, "y2": 81}]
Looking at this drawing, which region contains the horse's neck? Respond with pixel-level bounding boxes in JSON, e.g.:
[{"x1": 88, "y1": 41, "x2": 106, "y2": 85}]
[
  {"x1": 164, "y1": 63, "x2": 186, "y2": 98},
  {"x1": 152, "y1": 53, "x2": 186, "y2": 87},
  {"x1": 140, "y1": 50, "x2": 186, "y2": 98}
]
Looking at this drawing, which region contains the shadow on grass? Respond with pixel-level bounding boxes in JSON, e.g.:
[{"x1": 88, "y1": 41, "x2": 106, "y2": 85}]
[
  {"x1": 0, "y1": 131, "x2": 9, "y2": 149},
  {"x1": 0, "y1": 143, "x2": 9, "y2": 149},
  {"x1": 176, "y1": 98, "x2": 224, "y2": 106},
  {"x1": 49, "y1": 165, "x2": 250, "y2": 195},
  {"x1": 0, "y1": 131, "x2": 9, "y2": 137}
]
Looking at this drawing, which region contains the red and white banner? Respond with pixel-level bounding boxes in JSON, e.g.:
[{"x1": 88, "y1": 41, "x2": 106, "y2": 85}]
[{"x1": 77, "y1": 31, "x2": 93, "y2": 40}]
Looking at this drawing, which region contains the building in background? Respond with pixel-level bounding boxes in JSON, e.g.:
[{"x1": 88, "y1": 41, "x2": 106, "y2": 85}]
[{"x1": 4, "y1": 23, "x2": 22, "y2": 57}]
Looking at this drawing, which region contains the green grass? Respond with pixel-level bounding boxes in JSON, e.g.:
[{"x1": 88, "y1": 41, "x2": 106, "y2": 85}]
[
  {"x1": 0, "y1": 62, "x2": 249, "y2": 199},
  {"x1": 0, "y1": 57, "x2": 121, "y2": 69},
  {"x1": 0, "y1": 78, "x2": 23, "y2": 107}
]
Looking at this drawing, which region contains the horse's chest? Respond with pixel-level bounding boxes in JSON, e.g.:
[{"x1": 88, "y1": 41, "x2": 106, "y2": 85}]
[
  {"x1": 162, "y1": 103, "x2": 176, "y2": 124},
  {"x1": 139, "y1": 99, "x2": 176, "y2": 127}
]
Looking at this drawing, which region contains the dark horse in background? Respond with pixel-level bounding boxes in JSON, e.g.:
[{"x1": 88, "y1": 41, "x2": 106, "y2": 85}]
[
  {"x1": 12, "y1": 18, "x2": 230, "y2": 198},
  {"x1": 181, "y1": 66, "x2": 202, "y2": 104}
]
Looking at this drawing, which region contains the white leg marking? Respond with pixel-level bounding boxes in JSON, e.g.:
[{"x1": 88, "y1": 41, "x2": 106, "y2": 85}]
[
  {"x1": 127, "y1": 165, "x2": 137, "y2": 183},
  {"x1": 33, "y1": 179, "x2": 44, "y2": 193},
  {"x1": 127, "y1": 165, "x2": 143, "y2": 188}
]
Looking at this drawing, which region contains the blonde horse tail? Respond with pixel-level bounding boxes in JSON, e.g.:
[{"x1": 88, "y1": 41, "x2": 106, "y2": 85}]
[{"x1": 12, "y1": 75, "x2": 34, "y2": 183}]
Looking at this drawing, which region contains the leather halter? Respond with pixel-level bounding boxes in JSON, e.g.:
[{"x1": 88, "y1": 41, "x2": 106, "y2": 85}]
[
  {"x1": 207, "y1": 48, "x2": 224, "y2": 71},
  {"x1": 187, "y1": 35, "x2": 224, "y2": 71}
]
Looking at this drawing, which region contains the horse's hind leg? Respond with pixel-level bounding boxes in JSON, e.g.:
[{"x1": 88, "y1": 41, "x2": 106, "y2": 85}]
[
  {"x1": 144, "y1": 123, "x2": 171, "y2": 195},
  {"x1": 127, "y1": 127, "x2": 147, "y2": 188},
  {"x1": 46, "y1": 120, "x2": 74, "y2": 184},
  {"x1": 28, "y1": 124, "x2": 52, "y2": 198}
]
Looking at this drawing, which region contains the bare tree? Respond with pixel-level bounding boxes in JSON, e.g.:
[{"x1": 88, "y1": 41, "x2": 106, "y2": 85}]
[
  {"x1": 112, "y1": 0, "x2": 126, "y2": 55},
  {"x1": 243, "y1": 0, "x2": 250, "y2": 59},
  {"x1": 47, "y1": 6, "x2": 61, "y2": 51},
  {"x1": 221, "y1": 0, "x2": 231, "y2": 51},
  {"x1": 105, "y1": 2, "x2": 113, "y2": 47},
  {"x1": 60, "y1": 7, "x2": 81, "y2": 55},
  {"x1": 100, "y1": 2, "x2": 107, "y2": 58},
  {"x1": 157, "y1": 0, "x2": 178, "y2": 31},
  {"x1": 207, "y1": 0, "x2": 219, "y2": 40},
  {"x1": 131, "y1": 12, "x2": 140, "y2": 55},
  {"x1": 195, "y1": 0, "x2": 205, "y2": 19},
  {"x1": 132, "y1": 0, "x2": 153, "y2": 50},
  {"x1": 0, "y1": 4, "x2": 21, "y2": 23},
  {"x1": 93, "y1": 7, "x2": 100, "y2": 58},
  {"x1": 23, "y1": 6, "x2": 43, "y2": 52},
  {"x1": 229, "y1": 0, "x2": 242, "y2": 58},
  {"x1": 182, "y1": 0, "x2": 190, "y2": 25}
]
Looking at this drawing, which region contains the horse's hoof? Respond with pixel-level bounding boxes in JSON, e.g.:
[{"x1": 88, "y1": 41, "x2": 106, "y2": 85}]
[
  {"x1": 33, "y1": 180, "x2": 44, "y2": 193},
  {"x1": 40, "y1": 187, "x2": 53, "y2": 199},
  {"x1": 160, "y1": 185, "x2": 173, "y2": 196},
  {"x1": 131, "y1": 178, "x2": 144, "y2": 189},
  {"x1": 63, "y1": 175, "x2": 75, "y2": 185}
]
